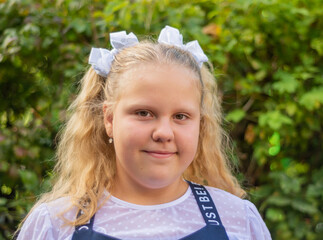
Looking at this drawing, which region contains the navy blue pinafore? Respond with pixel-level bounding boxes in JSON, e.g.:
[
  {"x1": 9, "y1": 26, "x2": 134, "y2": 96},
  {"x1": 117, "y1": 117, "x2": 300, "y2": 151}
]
[{"x1": 72, "y1": 181, "x2": 229, "y2": 240}]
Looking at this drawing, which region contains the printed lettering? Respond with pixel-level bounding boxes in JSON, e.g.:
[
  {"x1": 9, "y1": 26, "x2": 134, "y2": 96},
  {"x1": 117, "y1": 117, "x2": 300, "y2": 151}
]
[
  {"x1": 199, "y1": 196, "x2": 210, "y2": 202},
  {"x1": 193, "y1": 186, "x2": 204, "y2": 190},
  {"x1": 196, "y1": 190, "x2": 207, "y2": 195},
  {"x1": 208, "y1": 219, "x2": 220, "y2": 225},
  {"x1": 206, "y1": 212, "x2": 217, "y2": 219},
  {"x1": 201, "y1": 205, "x2": 213, "y2": 211}
]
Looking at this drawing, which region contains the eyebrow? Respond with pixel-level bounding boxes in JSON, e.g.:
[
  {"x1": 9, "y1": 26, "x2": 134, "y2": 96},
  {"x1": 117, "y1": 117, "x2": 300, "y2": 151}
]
[{"x1": 125, "y1": 102, "x2": 200, "y2": 115}]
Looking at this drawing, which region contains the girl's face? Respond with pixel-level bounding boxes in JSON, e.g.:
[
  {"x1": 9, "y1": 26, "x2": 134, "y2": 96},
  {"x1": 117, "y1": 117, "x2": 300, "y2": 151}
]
[{"x1": 104, "y1": 63, "x2": 201, "y2": 193}]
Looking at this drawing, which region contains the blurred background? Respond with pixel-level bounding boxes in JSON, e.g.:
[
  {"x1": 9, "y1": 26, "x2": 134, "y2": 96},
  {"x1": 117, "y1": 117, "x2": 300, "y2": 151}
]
[{"x1": 0, "y1": 0, "x2": 322, "y2": 239}]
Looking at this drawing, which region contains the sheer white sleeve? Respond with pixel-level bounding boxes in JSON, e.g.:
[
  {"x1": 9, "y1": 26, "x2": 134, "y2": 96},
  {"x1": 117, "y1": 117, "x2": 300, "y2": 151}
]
[
  {"x1": 17, "y1": 204, "x2": 57, "y2": 240},
  {"x1": 244, "y1": 200, "x2": 272, "y2": 240}
]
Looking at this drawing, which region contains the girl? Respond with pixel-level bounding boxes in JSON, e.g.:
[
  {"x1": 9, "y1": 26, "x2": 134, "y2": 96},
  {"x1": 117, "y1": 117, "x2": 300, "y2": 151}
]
[{"x1": 16, "y1": 26, "x2": 271, "y2": 240}]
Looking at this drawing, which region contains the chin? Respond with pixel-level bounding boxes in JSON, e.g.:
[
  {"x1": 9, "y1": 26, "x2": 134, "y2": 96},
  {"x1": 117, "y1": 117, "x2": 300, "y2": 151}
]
[{"x1": 139, "y1": 175, "x2": 180, "y2": 189}]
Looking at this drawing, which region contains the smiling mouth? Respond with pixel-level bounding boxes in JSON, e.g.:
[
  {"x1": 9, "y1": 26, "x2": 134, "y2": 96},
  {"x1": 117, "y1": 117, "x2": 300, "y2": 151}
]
[{"x1": 143, "y1": 150, "x2": 177, "y2": 159}]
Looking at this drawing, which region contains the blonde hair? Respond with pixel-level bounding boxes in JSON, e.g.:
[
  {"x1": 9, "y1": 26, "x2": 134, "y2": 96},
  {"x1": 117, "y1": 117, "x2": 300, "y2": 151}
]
[{"x1": 19, "y1": 41, "x2": 245, "y2": 229}]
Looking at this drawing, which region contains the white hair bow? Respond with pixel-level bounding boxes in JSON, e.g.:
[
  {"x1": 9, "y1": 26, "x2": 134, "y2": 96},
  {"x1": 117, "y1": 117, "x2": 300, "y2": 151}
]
[
  {"x1": 158, "y1": 26, "x2": 208, "y2": 67},
  {"x1": 89, "y1": 26, "x2": 208, "y2": 77},
  {"x1": 88, "y1": 31, "x2": 139, "y2": 77}
]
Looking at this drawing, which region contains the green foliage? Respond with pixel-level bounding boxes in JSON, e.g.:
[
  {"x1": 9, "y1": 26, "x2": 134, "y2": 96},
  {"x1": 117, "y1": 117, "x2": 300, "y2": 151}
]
[{"x1": 0, "y1": 0, "x2": 322, "y2": 239}]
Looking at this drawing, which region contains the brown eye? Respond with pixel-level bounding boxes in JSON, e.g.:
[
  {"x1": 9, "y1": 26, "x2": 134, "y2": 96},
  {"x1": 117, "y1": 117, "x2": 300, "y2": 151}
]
[
  {"x1": 174, "y1": 114, "x2": 188, "y2": 120},
  {"x1": 136, "y1": 111, "x2": 152, "y2": 117}
]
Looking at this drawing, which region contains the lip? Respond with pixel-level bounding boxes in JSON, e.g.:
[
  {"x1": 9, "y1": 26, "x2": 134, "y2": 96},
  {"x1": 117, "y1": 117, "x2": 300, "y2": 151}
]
[{"x1": 143, "y1": 150, "x2": 177, "y2": 159}]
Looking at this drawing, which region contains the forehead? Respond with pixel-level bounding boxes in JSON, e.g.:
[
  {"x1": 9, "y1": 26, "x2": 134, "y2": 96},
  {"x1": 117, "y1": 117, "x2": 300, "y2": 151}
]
[
  {"x1": 116, "y1": 63, "x2": 201, "y2": 111},
  {"x1": 118, "y1": 63, "x2": 201, "y2": 97}
]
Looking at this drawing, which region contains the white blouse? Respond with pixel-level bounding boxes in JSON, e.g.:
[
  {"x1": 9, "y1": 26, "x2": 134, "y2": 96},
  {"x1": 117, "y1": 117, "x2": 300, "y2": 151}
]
[{"x1": 18, "y1": 186, "x2": 271, "y2": 240}]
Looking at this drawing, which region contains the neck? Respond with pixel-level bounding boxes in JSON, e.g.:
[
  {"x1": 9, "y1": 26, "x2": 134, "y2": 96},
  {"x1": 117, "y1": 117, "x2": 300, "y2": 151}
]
[{"x1": 110, "y1": 176, "x2": 189, "y2": 205}]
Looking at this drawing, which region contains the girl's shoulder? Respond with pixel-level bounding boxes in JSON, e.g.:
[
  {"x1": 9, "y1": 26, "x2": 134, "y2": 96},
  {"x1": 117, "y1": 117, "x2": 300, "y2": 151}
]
[
  {"x1": 205, "y1": 185, "x2": 272, "y2": 240},
  {"x1": 17, "y1": 197, "x2": 75, "y2": 240}
]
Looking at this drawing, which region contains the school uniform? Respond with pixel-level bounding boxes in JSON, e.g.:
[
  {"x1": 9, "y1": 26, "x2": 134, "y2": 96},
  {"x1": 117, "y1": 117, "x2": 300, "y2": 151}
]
[{"x1": 17, "y1": 182, "x2": 271, "y2": 240}]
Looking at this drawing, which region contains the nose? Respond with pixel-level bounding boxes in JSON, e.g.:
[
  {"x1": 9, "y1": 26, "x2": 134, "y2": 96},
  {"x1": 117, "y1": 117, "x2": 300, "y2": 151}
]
[{"x1": 152, "y1": 118, "x2": 174, "y2": 142}]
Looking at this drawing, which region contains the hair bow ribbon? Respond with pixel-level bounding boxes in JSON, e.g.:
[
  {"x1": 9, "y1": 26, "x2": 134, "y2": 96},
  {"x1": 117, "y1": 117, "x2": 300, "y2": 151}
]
[
  {"x1": 89, "y1": 31, "x2": 139, "y2": 77},
  {"x1": 158, "y1": 26, "x2": 208, "y2": 67}
]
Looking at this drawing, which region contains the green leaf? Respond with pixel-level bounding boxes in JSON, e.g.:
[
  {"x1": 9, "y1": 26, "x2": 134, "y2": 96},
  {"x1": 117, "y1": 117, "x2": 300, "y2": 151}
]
[
  {"x1": 269, "y1": 145, "x2": 280, "y2": 156},
  {"x1": 18, "y1": 169, "x2": 39, "y2": 192},
  {"x1": 0, "y1": 161, "x2": 9, "y2": 171},
  {"x1": 281, "y1": 158, "x2": 292, "y2": 169},
  {"x1": 269, "y1": 132, "x2": 280, "y2": 145},
  {"x1": 266, "y1": 195, "x2": 291, "y2": 206},
  {"x1": 0, "y1": 197, "x2": 8, "y2": 206},
  {"x1": 311, "y1": 38, "x2": 323, "y2": 56},
  {"x1": 266, "y1": 208, "x2": 285, "y2": 222},
  {"x1": 104, "y1": 1, "x2": 129, "y2": 15},
  {"x1": 285, "y1": 102, "x2": 298, "y2": 116},
  {"x1": 69, "y1": 18, "x2": 88, "y2": 34},
  {"x1": 273, "y1": 70, "x2": 299, "y2": 94},
  {"x1": 259, "y1": 110, "x2": 293, "y2": 130},
  {"x1": 291, "y1": 199, "x2": 318, "y2": 214},
  {"x1": 226, "y1": 109, "x2": 246, "y2": 123},
  {"x1": 299, "y1": 87, "x2": 323, "y2": 110},
  {"x1": 306, "y1": 184, "x2": 323, "y2": 198}
]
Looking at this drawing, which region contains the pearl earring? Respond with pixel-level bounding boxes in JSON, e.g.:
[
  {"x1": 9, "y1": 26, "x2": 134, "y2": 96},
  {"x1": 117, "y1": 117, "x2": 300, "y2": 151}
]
[{"x1": 109, "y1": 138, "x2": 113, "y2": 144}]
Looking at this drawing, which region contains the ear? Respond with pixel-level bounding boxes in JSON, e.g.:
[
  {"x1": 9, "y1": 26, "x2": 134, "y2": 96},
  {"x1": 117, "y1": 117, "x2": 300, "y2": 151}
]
[{"x1": 103, "y1": 101, "x2": 113, "y2": 138}]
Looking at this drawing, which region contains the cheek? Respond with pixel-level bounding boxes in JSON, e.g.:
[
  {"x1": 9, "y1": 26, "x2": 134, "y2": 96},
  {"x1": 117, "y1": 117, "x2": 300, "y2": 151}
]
[
  {"x1": 177, "y1": 123, "x2": 200, "y2": 157},
  {"x1": 114, "y1": 119, "x2": 151, "y2": 149}
]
